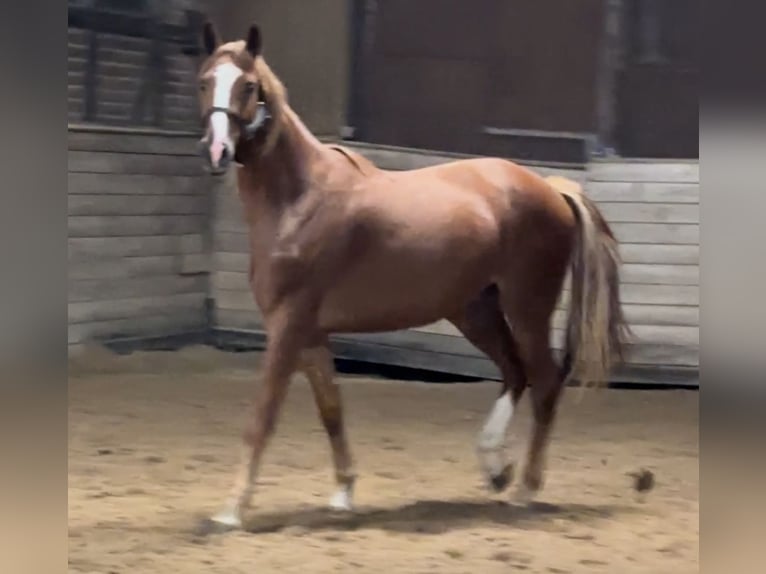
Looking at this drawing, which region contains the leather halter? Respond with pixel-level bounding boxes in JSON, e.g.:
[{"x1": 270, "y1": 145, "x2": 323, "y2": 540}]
[{"x1": 201, "y1": 101, "x2": 271, "y2": 141}]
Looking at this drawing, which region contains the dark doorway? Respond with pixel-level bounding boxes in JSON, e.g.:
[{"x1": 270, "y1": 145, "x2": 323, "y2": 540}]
[{"x1": 615, "y1": 0, "x2": 698, "y2": 158}]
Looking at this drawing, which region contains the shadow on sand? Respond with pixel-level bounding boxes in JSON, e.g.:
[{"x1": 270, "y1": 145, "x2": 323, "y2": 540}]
[{"x1": 193, "y1": 497, "x2": 639, "y2": 538}]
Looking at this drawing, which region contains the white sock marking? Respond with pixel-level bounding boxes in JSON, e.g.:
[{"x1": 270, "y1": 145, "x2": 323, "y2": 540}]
[
  {"x1": 329, "y1": 484, "x2": 354, "y2": 511},
  {"x1": 478, "y1": 392, "x2": 514, "y2": 477},
  {"x1": 211, "y1": 506, "x2": 243, "y2": 528},
  {"x1": 514, "y1": 484, "x2": 537, "y2": 504},
  {"x1": 210, "y1": 448, "x2": 255, "y2": 529}
]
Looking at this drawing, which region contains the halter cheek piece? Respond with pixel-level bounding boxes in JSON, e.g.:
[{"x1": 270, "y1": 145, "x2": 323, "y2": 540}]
[{"x1": 201, "y1": 101, "x2": 271, "y2": 141}]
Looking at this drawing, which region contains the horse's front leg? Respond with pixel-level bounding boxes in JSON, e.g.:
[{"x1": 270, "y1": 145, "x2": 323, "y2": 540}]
[
  {"x1": 209, "y1": 301, "x2": 310, "y2": 530},
  {"x1": 300, "y1": 344, "x2": 356, "y2": 511}
]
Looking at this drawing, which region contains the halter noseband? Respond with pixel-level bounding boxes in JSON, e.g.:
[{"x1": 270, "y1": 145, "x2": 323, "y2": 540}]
[{"x1": 201, "y1": 101, "x2": 271, "y2": 141}]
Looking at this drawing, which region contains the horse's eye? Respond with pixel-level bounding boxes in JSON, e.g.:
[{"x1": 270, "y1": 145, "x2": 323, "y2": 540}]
[
  {"x1": 244, "y1": 81, "x2": 256, "y2": 94},
  {"x1": 199, "y1": 83, "x2": 206, "y2": 92}
]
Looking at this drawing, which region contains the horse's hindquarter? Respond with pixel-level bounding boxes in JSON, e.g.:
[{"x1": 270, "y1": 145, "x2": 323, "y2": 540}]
[{"x1": 316, "y1": 167, "x2": 507, "y2": 333}]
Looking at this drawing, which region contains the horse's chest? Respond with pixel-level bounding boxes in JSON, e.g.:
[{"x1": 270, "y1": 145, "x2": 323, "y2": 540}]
[{"x1": 248, "y1": 239, "x2": 327, "y2": 313}]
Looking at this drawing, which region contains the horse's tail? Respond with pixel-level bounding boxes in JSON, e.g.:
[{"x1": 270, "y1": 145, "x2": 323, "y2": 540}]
[{"x1": 545, "y1": 176, "x2": 631, "y2": 390}]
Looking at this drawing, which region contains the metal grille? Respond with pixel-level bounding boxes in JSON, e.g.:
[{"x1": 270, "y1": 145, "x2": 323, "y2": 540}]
[{"x1": 68, "y1": 2, "x2": 205, "y2": 131}]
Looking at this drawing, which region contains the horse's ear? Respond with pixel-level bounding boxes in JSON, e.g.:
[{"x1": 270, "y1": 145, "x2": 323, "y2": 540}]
[
  {"x1": 202, "y1": 21, "x2": 219, "y2": 55},
  {"x1": 245, "y1": 23, "x2": 262, "y2": 57}
]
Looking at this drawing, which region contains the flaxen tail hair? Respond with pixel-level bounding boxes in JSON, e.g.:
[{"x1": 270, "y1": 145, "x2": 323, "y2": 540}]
[{"x1": 545, "y1": 176, "x2": 631, "y2": 392}]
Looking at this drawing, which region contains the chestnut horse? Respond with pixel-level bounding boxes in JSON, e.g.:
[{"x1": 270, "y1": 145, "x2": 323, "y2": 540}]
[{"x1": 196, "y1": 22, "x2": 628, "y2": 530}]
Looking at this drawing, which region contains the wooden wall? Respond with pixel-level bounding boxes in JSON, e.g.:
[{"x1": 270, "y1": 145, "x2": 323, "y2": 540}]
[
  {"x1": 208, "y1": 145, "x2": 699, "y2": 385},
  {"x1": 67, "y1": 130, "x2": 698, "y2": 385},
  {"x1": 67, "y1": 20, "x2": 200, "y2": 131},
  {"x1": 582, "y1": 160, "x2": 699, "y2": 383},
  {"x1": 68, "y1": 128, "x2": 210, "y2": 349}
]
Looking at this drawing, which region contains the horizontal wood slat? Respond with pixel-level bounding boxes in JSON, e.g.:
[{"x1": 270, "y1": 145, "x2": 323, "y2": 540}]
[
  {"x1": 212, "y1": 309, "x2": 698, "y2": 368},
  {"x1": 610, "y1": 223, "x2": 698, "y2": 245},
  {"x1": 68, "y1": 173, "x2": 205, "y2": 195},
  {"x1": 68, "y1": 132, "x2": 200, "y2": 155},
  {"x1": 68, "y1": 151, "x2": 205, "y2": 176},
  {"x1": 69, "y1": 293, "x2": 206, "y2": 324},
  {"x1": 212, "y1": 253, "x2": 698, "y2": 287},
  {"x1": 588, "y1": 162, "x2": 699, "y2": 183},
  {"x1": 68, "y1": 234, "x2": 204, "y2": 260},
  {"x1": 210, "y1": 270, "x2": 699, "y2": 307},
  {"x1": 69, "y1": 194, "x2": 207, "y2": 216},
  {"x1": 618, "y1": 244, "x2": 698, "y2": 265},
  {"x1": 597, "y1": 202, "x2": 699, "y2": 224},
  {"x1": 69, "y1": 215, "x2": 204, "y2": 237},
  {"x1": 68, "y1": 313, "x2": 206, "y2": 345},
  {"x1": 345, "y1": 143, "x2": 588, "y2": 179},
  {"x1": 69, "y1": 275, "x2": 207, "y2": 303},
  {"x1": 620, "y1": 263, "x2": 699, "y2": 286},
  {"x1": 212, "y1": 221, "x2": 699, "y2": 248},
  {"x1": 585, "y1": 181, "x2": 698, "y2": 203},
  {"x1": 212, "y1": 287, "x2": 699, "y2": 329},
  {"x1": 70, "y1": 255, "x2": 182, "y2": 280},
  {"x1": 212, "y1": 289, "x2": 699, "y2": 334},
  {"x1": 213, "y1": 217, "x2": 701, "y2": 247}
]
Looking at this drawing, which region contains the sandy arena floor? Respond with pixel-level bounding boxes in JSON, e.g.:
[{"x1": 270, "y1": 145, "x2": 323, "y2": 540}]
[{"x1": 68, "y1": 346, "x2": 699, "y2": 574}]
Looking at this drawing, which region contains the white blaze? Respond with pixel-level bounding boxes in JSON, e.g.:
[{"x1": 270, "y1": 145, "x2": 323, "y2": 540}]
[
  {"x1": 478, "y1": 392, "x2": 514, "y2": 477},
  {"x1": 209, "y1": 62, "x2": 243, "y2": 164}
]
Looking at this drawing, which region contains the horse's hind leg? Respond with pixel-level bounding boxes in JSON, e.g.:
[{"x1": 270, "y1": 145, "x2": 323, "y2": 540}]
[
  {"x1": 449, "y1": 285, "x2": 527, "y2": 492},
  {"x1": 498, "y1": 268, "x2": 568, "y2": 500},
  {"x1": 513, "y1": 323, "x2": 561, "y2": 499},
  {"x1": 300, "y1": 343, "x2": 356, "y2": 511}
]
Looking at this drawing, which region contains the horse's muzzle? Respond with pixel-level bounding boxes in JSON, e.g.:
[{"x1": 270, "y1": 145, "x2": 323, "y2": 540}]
[{"x1": 198, "y1": 137, "x2": 232, "y2": 175}]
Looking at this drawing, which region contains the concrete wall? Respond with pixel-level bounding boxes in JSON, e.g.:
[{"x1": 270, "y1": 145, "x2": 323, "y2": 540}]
[
  {"x1": 207, "y1": 0, "x2": 350, "y2": 138},
  {"x1": 68, "y1": 128, "x2": 210, "y2": 349}
]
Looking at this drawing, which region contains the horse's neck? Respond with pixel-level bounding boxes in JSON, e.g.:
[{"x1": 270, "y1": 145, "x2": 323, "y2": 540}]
[
  {"x1": 237, "y1": 105, "x2": 326, "y2": 242},
  {"x1": 238, "y1": 107, "x2": 310, "y2": 198}
]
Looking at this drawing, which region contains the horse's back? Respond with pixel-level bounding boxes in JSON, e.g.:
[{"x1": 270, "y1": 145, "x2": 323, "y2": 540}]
[
  {"x1": 380, "y1": 156, "x2": 575, "y2": 228},
  {"x1": 383, "y1": 156, "x2": 563, "y2": 199}
]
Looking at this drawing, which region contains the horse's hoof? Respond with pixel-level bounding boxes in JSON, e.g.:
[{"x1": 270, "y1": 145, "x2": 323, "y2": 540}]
[
  {"x1": 514, "y1": 470, "x2": 544, "y2": 504},
  {"x1": 513, "y1": 484, "x2": 536, "y2": 505},
  {"x1": 193, "y1": 516, "x2": 240, "y2": 537},
  {"x1": 489, "y1": 463, "x2": 514, "y2": 493},
  {"x1": 522, "y1": 469, "x2": 544, "y2": 493}
]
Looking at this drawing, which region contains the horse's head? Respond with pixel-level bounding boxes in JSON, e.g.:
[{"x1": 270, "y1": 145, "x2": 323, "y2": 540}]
[{"x1": 196, "y1": 22, "x2": 271, "y2": 175}]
